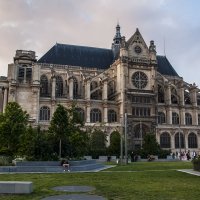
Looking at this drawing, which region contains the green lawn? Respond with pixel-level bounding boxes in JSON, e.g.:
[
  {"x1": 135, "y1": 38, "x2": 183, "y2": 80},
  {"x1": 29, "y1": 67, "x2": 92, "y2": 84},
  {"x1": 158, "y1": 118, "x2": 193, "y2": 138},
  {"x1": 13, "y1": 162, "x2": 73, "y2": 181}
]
[{"x1": 0, "y1": 161, "x2": 199, "y2": 200}]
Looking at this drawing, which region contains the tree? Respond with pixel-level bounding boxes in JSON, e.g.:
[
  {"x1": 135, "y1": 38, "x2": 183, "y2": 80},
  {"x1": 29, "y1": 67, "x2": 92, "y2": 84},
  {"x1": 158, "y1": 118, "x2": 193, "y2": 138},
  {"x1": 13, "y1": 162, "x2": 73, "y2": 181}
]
[
  {"x1": 48, "y1": 104, "x2": 69, "y2": 158},
  {"x1": 0, "y1": 102, "x2": 29, "y2": 156},
  {"x1": 142, "y1": 133, "x2": 161, "y2": 155},
  {"x1": 107, "y1": 131, "x2": 120, "y2": 156},
  {"x1": 89, "y1": 128, "x2": 107, "y2": 158},
  {"x1": 69, "y1": 130, "x2": 89, "y2": 158},
  {"x1": 19, "y1": 126, "x2": 56, "y2": 161}
]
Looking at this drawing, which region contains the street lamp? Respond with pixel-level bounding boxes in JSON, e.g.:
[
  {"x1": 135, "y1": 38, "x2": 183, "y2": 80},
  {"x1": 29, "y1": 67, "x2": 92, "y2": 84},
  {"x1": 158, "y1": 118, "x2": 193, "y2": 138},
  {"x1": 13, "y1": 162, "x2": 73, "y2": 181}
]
[
  {"x1": 178, "y1": 127, "x2": 182, "y2": 160},
  {"x1": 119, "y1": 126, "x2": 123, "y2": 165},
  {"x1": 124, "y1": 113, "x2": 128, "y2": 165},
  {"x1": 178, "y1": 95, "x2": 182, "y2": 160}
]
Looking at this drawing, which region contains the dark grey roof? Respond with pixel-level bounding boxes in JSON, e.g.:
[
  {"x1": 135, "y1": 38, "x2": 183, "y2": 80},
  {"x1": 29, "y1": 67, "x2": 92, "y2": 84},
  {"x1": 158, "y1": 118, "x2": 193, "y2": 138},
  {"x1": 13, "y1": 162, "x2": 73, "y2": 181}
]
[
  {"x1": 157, "y1": 55, "x2": 179, "y2": 76},
  {"x1": 38, "y1": 43, "x2": 178, "y2": 77},
  {"x1": 38, "y1": 43, "x2": 114, "y2": 69}
]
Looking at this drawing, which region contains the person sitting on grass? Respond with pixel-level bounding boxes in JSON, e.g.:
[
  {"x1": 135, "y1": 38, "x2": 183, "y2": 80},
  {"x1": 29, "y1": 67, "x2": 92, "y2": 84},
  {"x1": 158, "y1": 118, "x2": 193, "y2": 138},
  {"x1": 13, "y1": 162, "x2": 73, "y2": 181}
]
[{"x1": 61, "y1": 159, "x2": 70, "y2": 172}]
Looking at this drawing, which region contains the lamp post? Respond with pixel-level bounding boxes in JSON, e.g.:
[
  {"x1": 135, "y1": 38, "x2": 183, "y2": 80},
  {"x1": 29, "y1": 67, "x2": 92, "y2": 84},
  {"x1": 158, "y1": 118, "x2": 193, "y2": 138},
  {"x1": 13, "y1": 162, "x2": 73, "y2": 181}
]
[
  {"x1": 124, "y1": 113, "x2": 128, "y2": 165},
  {"x1": 120, "y1": 126, "x2": 123, "y2": 165},
  {"x1": 178, "y1": 127, "x2": 182, "y2": 160},
  {"x1": 178, "y1": 95, "x2": 182, "y2": 160}
]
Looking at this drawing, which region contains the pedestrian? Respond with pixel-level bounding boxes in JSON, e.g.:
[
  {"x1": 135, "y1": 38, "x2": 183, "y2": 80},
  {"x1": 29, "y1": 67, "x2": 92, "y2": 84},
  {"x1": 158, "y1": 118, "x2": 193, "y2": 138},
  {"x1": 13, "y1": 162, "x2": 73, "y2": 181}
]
[{"x1": 61, "y1": 159, "x2": 70, "y2": 172}]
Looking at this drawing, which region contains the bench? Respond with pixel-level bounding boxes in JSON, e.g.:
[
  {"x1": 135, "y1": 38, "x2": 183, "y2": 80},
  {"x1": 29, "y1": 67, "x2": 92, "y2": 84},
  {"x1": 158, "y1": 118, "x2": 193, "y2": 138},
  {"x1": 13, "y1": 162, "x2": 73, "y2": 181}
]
[{"x1": 0, "y1": 181, "x2": 33, "y2": 194}]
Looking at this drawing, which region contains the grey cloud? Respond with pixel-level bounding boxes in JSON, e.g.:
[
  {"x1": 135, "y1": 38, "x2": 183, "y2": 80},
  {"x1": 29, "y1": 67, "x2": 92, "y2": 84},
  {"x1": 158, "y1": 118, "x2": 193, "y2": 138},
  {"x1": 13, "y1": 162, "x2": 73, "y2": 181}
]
[{"x1": 0, "y1": 0, "x2": 200, "y2": 86}]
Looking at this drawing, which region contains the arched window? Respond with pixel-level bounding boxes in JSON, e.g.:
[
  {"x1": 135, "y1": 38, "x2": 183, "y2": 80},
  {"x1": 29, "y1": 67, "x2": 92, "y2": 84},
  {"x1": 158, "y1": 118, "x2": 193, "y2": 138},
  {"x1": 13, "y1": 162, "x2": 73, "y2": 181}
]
[
  {"x1": 171, "y1": 88, "x2": 178, "y2": 104},
  {"x1": 158, "y1": 112, "x2": 165, "y2": 124},
  {"x1": 172, "y1": 112, "x2": 179, "y2": 125},
  {"x1": 39, "y1": 106, "x2": 50, "y2": 121},
  {"x1": 73, "y1": 77, "x2": 78, "y2": 99},
  {"x1": 188, "y1": 133, "x2": 197, "y2": 148},
  {"x1": 160, "y1": 132, "x2": 171, "y2": 148},
  {"x1": 108, "y1": 110, "x2": 117, "y2": 123},
  {"x1": 56, "y1": 76, "x2": 63, "y2": 97},
  {"x1": 40, "y1": 75, "x2": 48, "y2": 97},
  {"x1": 90, "y1": 108, "x2": 102, "y2": 123},
  {"x1": 133, "y1": 123, "x2": 149, "y2": 139},
  {"x1": 175, "y1": 132, "x2": 184, "y2": 148},
  {"x1": 18, "y1": 65, "x2": 32, "y2": 83},
  {"x1": 185, "y1": 113, "x2": 192, "y2": 125},
  {"x1": 158, "y1": 85, "x2": 164, "y2": 103},
  {"x1": 184, "y1": 90, "x2": 191, "y2": 105},
  {"x1": 75, "y1": 107, "x2": 85, "y2": 122}
]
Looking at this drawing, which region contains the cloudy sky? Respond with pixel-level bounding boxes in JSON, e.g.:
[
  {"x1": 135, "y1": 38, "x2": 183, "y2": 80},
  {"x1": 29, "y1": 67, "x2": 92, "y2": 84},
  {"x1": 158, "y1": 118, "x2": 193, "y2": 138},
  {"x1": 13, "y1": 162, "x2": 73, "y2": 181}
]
[{"x1": 0, "y1": 0, "x2": 200, "y2": 85}]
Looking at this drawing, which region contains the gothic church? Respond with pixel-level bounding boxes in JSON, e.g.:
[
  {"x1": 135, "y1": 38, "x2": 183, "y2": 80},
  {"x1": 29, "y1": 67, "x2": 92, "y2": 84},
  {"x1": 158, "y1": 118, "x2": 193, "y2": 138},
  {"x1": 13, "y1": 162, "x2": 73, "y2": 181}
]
[{"x1": 0, "y1": 24, "x2": 200, "y2": 153}]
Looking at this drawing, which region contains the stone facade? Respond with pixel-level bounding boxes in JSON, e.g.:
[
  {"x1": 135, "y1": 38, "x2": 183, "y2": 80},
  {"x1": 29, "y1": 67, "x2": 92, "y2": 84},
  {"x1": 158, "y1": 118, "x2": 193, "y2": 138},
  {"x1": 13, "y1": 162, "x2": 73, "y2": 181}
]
[{"x1": 1, "y1": 25, "x2": 200, "y2": 154}]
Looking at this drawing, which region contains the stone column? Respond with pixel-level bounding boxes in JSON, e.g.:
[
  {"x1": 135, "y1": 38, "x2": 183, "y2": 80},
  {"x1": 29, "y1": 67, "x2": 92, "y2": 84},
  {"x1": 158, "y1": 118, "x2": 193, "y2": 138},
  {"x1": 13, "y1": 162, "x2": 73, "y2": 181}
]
[
  {"x1": 7, "y1": 64, "x2": 16, "y2": 83},
  {"x1": 32, "y1": 64, "x2": 39, "y2": 82},
  {"x1": 166, "y1": 107, "x2": 172, "y2": 124},
  {"x1": 179, "y1": 87, "x2": 185, "y2": 106},
  {"x1": 51, "y1": 101, "x2": 56, "y2": 119},
  {"x1": 190, "y1": 88, "x2": 197, "y2": 107},
  {"x1": 171, "y1": 133, "x2": 175, "y2": 149},
  {"x1": 86, "y1": 103, "x2": 91, "y2": 123},
  {"x1": 193, "y1": 110, "x2": 198, "y2": 125},
  {"x1": 165, "y1": 85, "x2": 171, "y2": 105},
  {"x1": 103, "y1": 80, "x2": 108, "y2": 101},
  {"x1": 69, "y1": 78, "x2": 74, "y2": 100},
  {"x1": 31, "y1": 87, "x2": 40, "y2": 123},
  {"x1": 156, "y1": 131, "x2": 160, "y2": 144},
  {"x1": 103, "y1": 104, "x2": 108, "y2": 123},
  {"x1": 184, "y1": 132, "x2": 188, "y2": 150},
  {"x1": 180, "y1": 108, "x2": 185, "y2": 125},
  {"x1": 85, "y1": 80, "x2": 91, "y2": 100},
  {"x1": 51, "y1": 77, "x2": 56, "y2": 100},
  {"x1": 3, "y1": 88, "x2": 8, "y2": 113},
  {"x1": 8, "y1": 86, "x2": 16, "y2": 102}
]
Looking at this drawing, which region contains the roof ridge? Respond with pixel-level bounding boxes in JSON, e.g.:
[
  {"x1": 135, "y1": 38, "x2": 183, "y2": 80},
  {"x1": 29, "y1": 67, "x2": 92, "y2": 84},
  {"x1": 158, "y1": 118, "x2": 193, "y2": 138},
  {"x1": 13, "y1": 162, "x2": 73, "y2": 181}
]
[{"x1": 55, "y1": 43, "x2": 112, "y2": 51}]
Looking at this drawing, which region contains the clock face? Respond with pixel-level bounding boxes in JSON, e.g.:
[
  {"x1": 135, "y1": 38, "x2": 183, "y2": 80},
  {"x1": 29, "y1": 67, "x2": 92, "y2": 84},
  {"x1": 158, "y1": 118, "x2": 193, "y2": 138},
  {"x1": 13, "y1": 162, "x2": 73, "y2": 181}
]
[
  {"x1": 134, "y1": 46, "x2": 142, "y2": 54},
  {"x1": 132, "y1": 71, "x2": 148, "y2": 89}
]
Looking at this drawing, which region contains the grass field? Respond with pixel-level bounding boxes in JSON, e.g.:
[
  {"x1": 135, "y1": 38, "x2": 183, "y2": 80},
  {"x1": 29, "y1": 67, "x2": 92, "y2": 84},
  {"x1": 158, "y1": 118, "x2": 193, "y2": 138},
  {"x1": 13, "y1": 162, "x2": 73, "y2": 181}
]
[{"x1": 0, "y1": 161, "x2": 199, "y2": 200}]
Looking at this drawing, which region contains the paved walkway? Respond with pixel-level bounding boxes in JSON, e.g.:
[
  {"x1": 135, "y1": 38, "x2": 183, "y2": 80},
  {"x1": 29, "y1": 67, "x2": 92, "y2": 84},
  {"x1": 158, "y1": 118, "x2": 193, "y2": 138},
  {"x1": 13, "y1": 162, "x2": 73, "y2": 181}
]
[
  {"x1": 42, "y1": 185, "x2": 106, "y2": 200},
  {"x1": 41, "y1": 194, "x2": 106, "y2": 200},
  {"x1": 52, "y1": 186, "x2": 95, "y2": 192},
  {"x1": 178, "y1": 169, "x2": 200, "y2": 176}
]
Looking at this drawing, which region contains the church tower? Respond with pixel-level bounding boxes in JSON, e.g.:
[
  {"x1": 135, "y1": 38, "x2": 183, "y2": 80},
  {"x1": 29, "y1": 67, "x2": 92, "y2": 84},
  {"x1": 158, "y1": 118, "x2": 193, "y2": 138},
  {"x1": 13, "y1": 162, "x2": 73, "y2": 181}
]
[{"x1": 112, "y1": 23, "x2": 122, "y2": 59}]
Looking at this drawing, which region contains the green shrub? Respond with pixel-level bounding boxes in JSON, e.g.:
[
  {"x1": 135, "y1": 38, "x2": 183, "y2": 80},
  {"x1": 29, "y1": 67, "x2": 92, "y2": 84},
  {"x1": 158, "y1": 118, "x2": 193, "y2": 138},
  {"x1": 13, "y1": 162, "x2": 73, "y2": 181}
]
[{"x1": 192, "y1": 156, "x2": 200, "y2": 171}]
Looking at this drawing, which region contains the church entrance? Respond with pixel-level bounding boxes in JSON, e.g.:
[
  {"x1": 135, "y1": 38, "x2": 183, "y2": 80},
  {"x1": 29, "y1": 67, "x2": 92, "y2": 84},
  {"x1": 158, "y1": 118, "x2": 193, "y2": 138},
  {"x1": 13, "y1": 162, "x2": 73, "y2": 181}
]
[{"x1": 127, "y1": 122, "x2": 150, "y2": 150}]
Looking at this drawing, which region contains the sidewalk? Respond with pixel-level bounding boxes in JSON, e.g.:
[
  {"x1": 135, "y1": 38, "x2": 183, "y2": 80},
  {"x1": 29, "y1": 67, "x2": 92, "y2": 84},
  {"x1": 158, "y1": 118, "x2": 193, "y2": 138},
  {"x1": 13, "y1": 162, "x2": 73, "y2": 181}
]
[{"x1": 178, "y1": 169, "x2": 200, "y2": 176}]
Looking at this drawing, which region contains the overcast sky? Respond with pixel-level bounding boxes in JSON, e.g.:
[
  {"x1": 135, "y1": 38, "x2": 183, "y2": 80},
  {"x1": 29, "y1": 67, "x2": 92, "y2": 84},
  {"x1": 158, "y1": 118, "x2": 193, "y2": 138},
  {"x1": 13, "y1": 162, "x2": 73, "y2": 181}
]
[{"x1": 0, "y1": 0, "x2": 200, "y2": 86}]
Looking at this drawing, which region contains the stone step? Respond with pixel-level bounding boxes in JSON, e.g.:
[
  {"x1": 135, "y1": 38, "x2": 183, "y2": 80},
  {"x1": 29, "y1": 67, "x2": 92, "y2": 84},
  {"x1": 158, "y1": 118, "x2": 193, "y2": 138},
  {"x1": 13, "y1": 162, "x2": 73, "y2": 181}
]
[
  {"x1": 0, "y1": 162, "x2": 105, "y2": 173},
  {"x1": 0, "y1": 181, "x2": 33, "y2": 194}
]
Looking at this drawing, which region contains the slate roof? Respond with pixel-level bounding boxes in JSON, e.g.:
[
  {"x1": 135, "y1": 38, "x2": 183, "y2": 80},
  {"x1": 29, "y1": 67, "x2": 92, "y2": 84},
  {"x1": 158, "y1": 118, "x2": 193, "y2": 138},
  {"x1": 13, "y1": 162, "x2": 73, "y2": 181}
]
[
  {"x1": 157, "y1": 55, "x2": 179, "y2": 76},
  {"x1": 38, "y1": 43, "x2": 114, "y2": 69},
  {"x1": 38, "y1": 43, "x2": 179, "y2": 76}
]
